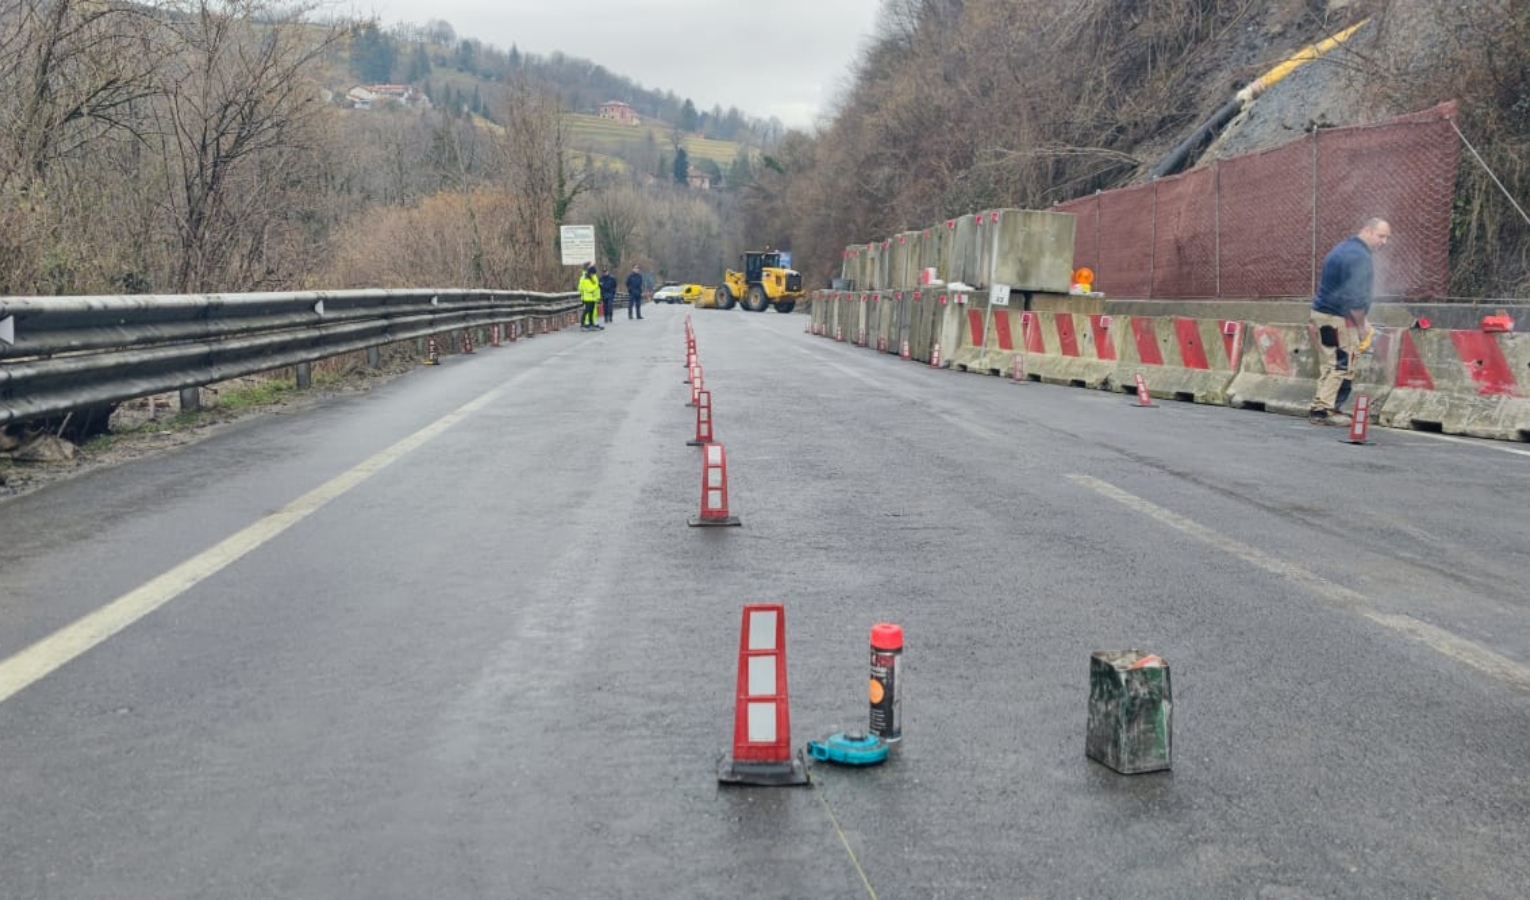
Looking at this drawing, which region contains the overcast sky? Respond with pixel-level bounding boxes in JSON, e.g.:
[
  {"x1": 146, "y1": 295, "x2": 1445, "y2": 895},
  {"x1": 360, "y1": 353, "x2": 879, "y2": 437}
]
[{"x1": 358, "y1": 0, "x2": 885, "y2": 130}]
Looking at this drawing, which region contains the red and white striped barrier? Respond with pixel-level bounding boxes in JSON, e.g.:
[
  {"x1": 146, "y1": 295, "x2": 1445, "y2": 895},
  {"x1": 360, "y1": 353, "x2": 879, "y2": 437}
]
[
  {"x1": 1344, "y1": 394, "x2": 1372, "y2": 444},
  {"x1": 688, "y1": 366, "x2": 703, "y2": 407},
  {"x1": 689, "y1": 442, "x2": 741, "y2": 527},
  {"x1": 688, "y1": 390, "x2": 714, "y2": 447},
  {"x1": 717, "y1": 603, "x2": 808, "y2": 785}
]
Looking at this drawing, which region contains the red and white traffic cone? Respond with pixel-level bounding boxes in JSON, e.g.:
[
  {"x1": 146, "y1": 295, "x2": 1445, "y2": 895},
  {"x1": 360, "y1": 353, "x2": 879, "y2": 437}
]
[
  {"x1": 1343, "y1": 394, "x2": 1372, "y2": 445},
  {"x1": 490, "y1": 324, "x2": 501, "y2": 347},
  {"x1": 687, "y1": 390, "x2": 714, "y2": 446},
  {"x1": 1012, "y1": 354, "x2": 1026, "y2": 384},
  {"x1": 1130, "y1": 372, "x2": 1157, "y2": 407},
  {"x1": 542, "y1": 318, "x2": 550, "y2": 335},
  {"x1": 878, "y1": 334, "x2": 887, "y2": 353},
  {"x1": 718, "y1": 603, "x2": 807, "y2": 785},
  {"x1": 930, "y1": 343, "x2": 942, "y2": 368},
  {"x1": 689, "y1": 442, "x2": 741, "y2": 528},
  {"x1": 423, "y1": 336, "x2": 440, "y2": 366},
  {"x1": 461, "y1": 330, "x2": 475, "y2": 354},
  {"x1": 900, "y1": 339, "x2": 911, "y2": 360},
  {"x1": 858, "y1": 327, "x2": 866, "y2": 346}
]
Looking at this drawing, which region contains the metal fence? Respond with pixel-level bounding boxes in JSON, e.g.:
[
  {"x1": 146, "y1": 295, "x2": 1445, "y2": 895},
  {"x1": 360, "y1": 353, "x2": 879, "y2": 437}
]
[
  {"x1": 1054, "y1": 101, "x2": 1460, "y2": 301},
  {"x1": 0, "y1": 288, "x2": 579, "y2": 427}
]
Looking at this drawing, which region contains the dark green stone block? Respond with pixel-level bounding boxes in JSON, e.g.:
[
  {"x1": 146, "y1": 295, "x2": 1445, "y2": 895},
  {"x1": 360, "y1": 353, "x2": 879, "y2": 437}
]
[{"x1": 1086, "y1": 650, "x2": 1172, "y2": 774}]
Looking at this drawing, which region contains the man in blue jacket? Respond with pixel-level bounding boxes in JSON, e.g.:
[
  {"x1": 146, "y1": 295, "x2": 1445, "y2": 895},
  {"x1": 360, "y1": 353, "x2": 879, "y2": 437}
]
[
  {"x1": 1308, "y1": 218, "x2": 1390, "y2": 426},
  {"x1": 625, "y1": 265, "x2": 646, "y2": 319}
]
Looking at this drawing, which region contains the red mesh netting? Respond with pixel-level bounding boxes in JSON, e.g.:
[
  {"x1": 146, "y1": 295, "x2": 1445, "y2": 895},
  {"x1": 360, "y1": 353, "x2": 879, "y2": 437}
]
[{"x1": 1053, "y1": 102, "x2": 1460, "y2": 300}]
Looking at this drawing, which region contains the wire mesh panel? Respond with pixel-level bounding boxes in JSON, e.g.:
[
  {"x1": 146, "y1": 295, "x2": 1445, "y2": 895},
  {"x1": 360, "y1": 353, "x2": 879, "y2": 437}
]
[
  {"x1": 1053, "y1": 102, "x2": 1460, "y2": 301},
  {"x1": 1151, "y1": 167, "x2": 1218, "y2": 299},
  {"x1": 1218, "y1": 138, "x2": 1316, "y2": 299}
]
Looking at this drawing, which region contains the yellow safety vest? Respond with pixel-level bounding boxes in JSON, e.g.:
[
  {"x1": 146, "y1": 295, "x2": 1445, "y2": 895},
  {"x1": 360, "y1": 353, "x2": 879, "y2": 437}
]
[{"x1": 579, "y1": 274, "x2": 600, "y2": 302}]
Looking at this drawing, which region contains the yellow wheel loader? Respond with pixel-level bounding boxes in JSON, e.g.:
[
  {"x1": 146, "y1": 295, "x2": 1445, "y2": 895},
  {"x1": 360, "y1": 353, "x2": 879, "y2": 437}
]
[{"x1": 715, "y1": 250, "x2": 804, "y2": 313}]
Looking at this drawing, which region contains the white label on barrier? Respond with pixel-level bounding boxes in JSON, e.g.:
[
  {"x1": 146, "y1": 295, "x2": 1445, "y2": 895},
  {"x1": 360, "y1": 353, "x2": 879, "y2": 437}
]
[
  {"x1": 707, "y1": 469, "x2": 723, "y2": 489},
  {"x1": 990, "y1": 283, "x2": 1011, "y2": 306},
  {"x1": 747, "y1": 701, "x2": 777, "y2": 742},
  {"x1": 747, "y1": 655, "x2": 777, "y2": 696},
  {"x1": 747, "y1": 609, "x2": 777, "y2": 650},
  {"x1": 707, "y1": 445, "x2": 723, "y2": 465},
  {"x1": 706, "y1": 488, "x2": 723, "y2": 508}
]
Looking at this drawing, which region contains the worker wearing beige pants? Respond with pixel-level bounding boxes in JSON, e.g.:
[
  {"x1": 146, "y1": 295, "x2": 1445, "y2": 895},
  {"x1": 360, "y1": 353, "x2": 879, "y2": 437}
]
[
  {"x1": 1310, "y1": 309, "x2": 1360, "y2": 422},
  {"x1": 1307, "y1": 218, "x2": 1390, "y2": 426}
]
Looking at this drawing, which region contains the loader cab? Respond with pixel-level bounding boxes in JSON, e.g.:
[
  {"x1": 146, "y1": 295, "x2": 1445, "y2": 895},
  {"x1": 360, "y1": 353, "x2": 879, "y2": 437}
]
[{"x1": 743, "y1": 251, "x2": 782, "y2": 283}]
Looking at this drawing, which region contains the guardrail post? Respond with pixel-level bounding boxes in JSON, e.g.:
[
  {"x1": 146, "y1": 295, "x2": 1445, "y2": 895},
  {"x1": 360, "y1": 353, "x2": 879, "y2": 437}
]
[
  {"x1": 295, "y1": 362, "x2": 312, "y2": 390},
  {"x1": 179, "y1": 388, "x2": 201, "y2": 412}
]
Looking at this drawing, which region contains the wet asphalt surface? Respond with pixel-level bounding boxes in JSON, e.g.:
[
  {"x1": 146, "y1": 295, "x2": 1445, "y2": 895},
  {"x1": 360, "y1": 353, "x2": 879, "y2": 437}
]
[{"x1": 2, "y1": 304, "x2": 1529, "y2": 899}]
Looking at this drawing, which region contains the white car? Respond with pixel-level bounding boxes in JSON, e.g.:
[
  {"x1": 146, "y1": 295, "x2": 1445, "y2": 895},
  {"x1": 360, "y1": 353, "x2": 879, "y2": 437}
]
[{"x1": 652, "y1": 283, "x2": 685, "y2": 304}]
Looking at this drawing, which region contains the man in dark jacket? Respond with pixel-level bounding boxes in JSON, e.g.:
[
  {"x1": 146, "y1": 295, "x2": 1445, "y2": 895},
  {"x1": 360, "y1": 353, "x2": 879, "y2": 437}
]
[
  {"x1": 1307, "y1": 217, "x2": 1390, "y2": 426},
  {"x1": 598, "y1": 268, "x2": 618, "y2": 324},
  {"x1": 625, "y1": 265, "x2": 646, "y2": 319}
]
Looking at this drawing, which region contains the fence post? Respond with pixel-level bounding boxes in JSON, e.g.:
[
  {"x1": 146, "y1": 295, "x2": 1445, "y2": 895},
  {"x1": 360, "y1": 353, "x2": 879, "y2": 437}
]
[{"x1": 295, "y1": 362, "x2": 311, "y2": 390}]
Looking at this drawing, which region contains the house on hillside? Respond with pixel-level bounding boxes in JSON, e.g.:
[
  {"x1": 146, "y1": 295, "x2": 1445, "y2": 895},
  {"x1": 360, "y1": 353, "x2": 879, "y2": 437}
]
[
  {"x1": 686, "y1": 167, "x2": 712, "y2": 191},
  {"x1": 598, "y1": 100, "x2": 640, "y2": 126},
  {"x1": 346, "y1": 84, "x2": 432, "y2": 110}
]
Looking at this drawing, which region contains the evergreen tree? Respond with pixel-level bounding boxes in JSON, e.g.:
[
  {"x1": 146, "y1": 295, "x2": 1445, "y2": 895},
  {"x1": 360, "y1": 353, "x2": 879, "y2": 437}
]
[
  {"x1": 679, "y1": 99, "x2": 698, "y2": 132},
  {"x1": 350, "y1": 23, "x2": 395, "y2": 83},
  {"x1": 405, "y1": 42, "x2": 431, "y2": 82},
  {"x1": 673, "y1": 147, "x2": 689, "y2": 185}
]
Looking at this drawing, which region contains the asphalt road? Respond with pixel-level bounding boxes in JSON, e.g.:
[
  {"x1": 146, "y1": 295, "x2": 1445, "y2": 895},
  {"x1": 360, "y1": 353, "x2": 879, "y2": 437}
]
[{"x1": 2, "y1": 304, "x2": 1528, "y2": 899}]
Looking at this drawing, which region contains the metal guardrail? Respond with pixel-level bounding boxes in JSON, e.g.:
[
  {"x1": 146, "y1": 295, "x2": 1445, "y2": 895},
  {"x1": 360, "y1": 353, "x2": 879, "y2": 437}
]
[{"x1": 0, "y1": 288, "x2": 580, "y2": 427}]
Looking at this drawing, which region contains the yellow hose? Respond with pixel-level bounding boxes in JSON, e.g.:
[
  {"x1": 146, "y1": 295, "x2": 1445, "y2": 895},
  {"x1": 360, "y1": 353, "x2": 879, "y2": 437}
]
[{"x1": 1237, "y1": 19, "x2": 1369, "y2": 103}]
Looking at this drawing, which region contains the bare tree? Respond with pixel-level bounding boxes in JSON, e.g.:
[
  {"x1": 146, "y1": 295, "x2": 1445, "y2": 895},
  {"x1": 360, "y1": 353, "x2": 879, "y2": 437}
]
[
  {"x1": 492, "y1": 75, "x2": 592, "y2": 288},
  {"x1": 0, "y1": 0, "x2": 163, "y2": 191},
  {"x1": 145, "y1": 0, "x2": 342, "y2": 291},
  {"x1": 585, "y1": 185, "x2": 644, "y2": 269}
]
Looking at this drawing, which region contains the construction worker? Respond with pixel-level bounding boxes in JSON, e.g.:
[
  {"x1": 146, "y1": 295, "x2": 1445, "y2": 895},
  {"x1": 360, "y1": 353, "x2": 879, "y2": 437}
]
[
  {"x1": 1307, "y1": 217, "x2": 1389, "y2": 426},
  {"x1": 579, "y1": 263, "x2": 602, "y2": 330}
]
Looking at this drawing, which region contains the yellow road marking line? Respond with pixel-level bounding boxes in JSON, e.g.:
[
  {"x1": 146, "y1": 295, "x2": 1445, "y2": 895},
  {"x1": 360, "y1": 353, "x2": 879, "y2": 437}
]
[
  {"x1": 0, "y1": 385, "x2": 506, "y2": 706},
  {"x1": 1068, "y1": 474, "x2": 1530, "y2": 694}
]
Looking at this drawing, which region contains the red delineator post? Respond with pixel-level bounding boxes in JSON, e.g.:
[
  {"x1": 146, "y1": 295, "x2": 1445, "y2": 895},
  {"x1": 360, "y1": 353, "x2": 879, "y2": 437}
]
[
  {"x1": 688, "y1": 442, "x2": 741, "y2": 527},
  {"x1": 718, "y1": 603, "x2": 808, "y2": 786},
  {"x1": 1344, "y1": 394, "x2": 1372, "y2": 445},
  {"x1": 688, "y1": 390, "x2": 714, "y2": 446}
]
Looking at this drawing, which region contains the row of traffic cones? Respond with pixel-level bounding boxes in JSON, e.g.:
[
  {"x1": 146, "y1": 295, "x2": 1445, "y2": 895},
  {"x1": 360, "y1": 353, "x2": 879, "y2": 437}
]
[
  {"x1": 419, "y1": 310, "x2": 581, "y2": 366},
  {"x1": 682, "y1": 315, "x2": 739, "y2": 527}
]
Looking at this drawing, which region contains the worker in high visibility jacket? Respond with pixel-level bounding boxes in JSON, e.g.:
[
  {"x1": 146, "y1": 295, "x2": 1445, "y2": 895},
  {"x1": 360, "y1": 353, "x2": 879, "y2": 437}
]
[{"x1": 579, "y1": 264, "x2": 602, "y2": 330}]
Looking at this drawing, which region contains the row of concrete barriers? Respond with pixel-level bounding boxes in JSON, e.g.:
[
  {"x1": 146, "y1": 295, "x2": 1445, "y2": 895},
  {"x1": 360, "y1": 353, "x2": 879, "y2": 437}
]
[{"x1": 806, "y1": 289, "x2": 1530, "y2": 443}]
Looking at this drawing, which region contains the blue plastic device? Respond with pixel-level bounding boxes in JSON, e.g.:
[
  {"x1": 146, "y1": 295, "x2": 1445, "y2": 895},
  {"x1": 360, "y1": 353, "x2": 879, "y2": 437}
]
[{"x1": 807, "y1": 731, "x2": 889, "y2": 766}]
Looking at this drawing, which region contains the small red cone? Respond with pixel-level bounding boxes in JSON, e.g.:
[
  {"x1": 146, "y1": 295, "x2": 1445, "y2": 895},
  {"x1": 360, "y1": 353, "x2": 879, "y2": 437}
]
[
  {"x1": 1130, "y1": 372, "x2": 1157, "y2": 407},
  {"x1": 1343, "y1": 394, "x2": 1373, "y2": 445}
]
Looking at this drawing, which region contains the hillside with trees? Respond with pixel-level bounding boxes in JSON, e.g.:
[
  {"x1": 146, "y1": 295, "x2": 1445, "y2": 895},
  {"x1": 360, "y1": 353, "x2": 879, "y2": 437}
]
[
  {"x1": 743, "y1": 0, "x2": 1530, "y2": 299},
  {"x1": 2, "y1": 0, "x2": 1526, "y2": 301}
]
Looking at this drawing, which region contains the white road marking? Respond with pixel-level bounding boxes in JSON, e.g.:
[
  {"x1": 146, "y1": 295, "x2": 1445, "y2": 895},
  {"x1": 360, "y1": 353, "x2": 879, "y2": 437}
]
[
  {"x1": 1405, "y1": 430, "x2": 1530, "y2": 458},
  {"x1": 1068, "y1": 473, "x2": 1530, "y2": 694},
  {"x1": 0, "y1": 383, "x2": 508, "y2": 706}
]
